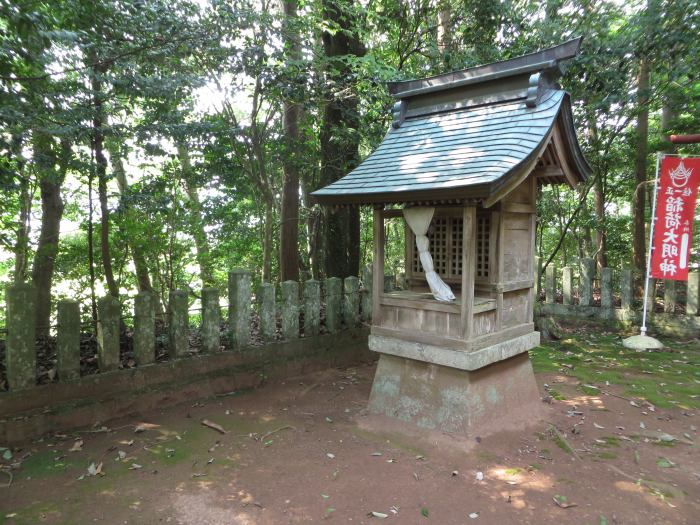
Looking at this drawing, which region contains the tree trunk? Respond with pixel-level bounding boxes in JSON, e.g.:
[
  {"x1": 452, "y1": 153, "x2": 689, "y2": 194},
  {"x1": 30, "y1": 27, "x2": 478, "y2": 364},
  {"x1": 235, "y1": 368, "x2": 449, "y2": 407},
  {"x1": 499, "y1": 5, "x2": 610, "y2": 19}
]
[
  {"x1": 107, "y1": 140, "x2": 158, "y2": 298},
  {"x1": 177, "y1": 143, "x2": 214, "y2": 286},
  {"x1": 632, "y1": 58, "x2": 650, "y2": 276},
  {"x1": 279, "y1": 0, "x2": 302, "y2": 282},
  {"x1": 593, "y1": 174, "x2": 608, "y2": 269},
  {"x1": 437, "y1": 0, "x2": 453, "y2": 66},
  {"x1": 31, "y1": 135, "x2": 71, "y2": 338},
  {"x1": 263, "y1": 199, "x2": 274, "y2": 282},
  {"x1": 11, "y1": 134, "x2": 32, "y2": 282},
  {"x1": 319, "y1": 0, "x2": 366, "y2": 278},
  {"x1": 91, "y1": 57, "x2": 119, "y2": 298}
]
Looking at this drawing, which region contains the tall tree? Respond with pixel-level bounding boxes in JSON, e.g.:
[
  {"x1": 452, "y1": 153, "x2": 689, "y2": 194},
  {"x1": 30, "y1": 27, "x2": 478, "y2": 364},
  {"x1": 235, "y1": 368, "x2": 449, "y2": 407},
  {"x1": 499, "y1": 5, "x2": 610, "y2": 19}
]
[
  {"x1": 31, "y1": 134, "x2": 71, "y2": 337},
  {"x1": 279, "y1": 0, "x2": 302, "y2": 282},
  {"x1": 631, "y1": 47, "x2": 651, "y2": 277},
  {"x1": 177, "y1": 142, "x2": 215, "y2": 286},
  {"x1": 319, "y1": 0, "x2": 366, "y2": 278}
]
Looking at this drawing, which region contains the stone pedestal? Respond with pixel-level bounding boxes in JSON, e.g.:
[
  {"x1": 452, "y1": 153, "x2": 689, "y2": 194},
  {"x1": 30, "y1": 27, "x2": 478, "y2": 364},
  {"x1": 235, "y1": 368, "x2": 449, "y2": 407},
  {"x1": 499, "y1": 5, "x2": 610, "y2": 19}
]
[{"x1": 367, "y1": 336, "x2": 542, "y2": 437}]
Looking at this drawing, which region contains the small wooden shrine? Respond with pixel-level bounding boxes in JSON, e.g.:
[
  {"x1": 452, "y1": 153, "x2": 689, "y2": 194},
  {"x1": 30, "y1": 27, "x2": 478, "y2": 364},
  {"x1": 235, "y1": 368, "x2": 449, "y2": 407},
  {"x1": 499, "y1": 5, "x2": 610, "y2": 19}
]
[{"x1": 312, "y1": 39, "x2": 591, "y2": 436}]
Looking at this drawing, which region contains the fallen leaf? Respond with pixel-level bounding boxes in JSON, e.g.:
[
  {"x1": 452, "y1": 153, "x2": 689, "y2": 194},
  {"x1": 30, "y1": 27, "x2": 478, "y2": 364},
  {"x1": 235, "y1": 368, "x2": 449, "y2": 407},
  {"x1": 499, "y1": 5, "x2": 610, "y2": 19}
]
[
  {"x1": 69, "y1": 440, "x2": 83, "y2": 452},
  {"x1": 370, "y1": 511, "x2": 388, "y2": 519},
  {"x1": 371, "y1": 452, "x2": 383, "y2": 456},
  {"x1": 469, "y1": 512, "x2": 479, "y2": 519},
  {"x1": 129, "y1": 463, "x2": 142, "y2": 470},
  {"x1": 593, "y1": 423, "x2": 605, "y2": 429},
  {"x1": 87, "y1": 462, "x2": 103, "y2": 477},
  {"x1": 326, "y1": 453, "x2": 335, "y2": 459},
  {"x1": 553, "y1": 495, "x2": 577, "y2": 508},
  {"x1": 201, "y1": 419, "x2": 227, "y2": 434},
  {"x1": 656, "y1": 457, "x2": 675, "y2": 468}
]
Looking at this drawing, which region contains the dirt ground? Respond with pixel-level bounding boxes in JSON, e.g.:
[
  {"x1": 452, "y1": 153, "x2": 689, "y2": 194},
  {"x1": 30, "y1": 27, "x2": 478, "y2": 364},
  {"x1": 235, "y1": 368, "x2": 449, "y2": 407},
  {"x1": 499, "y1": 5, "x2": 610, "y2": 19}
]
[{"x1": 0, "y1": 332, "x2": 698, "y2": 524}]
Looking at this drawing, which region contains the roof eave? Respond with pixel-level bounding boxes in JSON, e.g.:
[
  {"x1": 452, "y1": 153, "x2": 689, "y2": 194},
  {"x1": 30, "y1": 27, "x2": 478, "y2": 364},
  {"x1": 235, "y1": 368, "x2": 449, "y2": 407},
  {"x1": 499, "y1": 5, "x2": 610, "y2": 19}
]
[{"x1": 388, "y1": 38, "x2": 582, "y2": 99}]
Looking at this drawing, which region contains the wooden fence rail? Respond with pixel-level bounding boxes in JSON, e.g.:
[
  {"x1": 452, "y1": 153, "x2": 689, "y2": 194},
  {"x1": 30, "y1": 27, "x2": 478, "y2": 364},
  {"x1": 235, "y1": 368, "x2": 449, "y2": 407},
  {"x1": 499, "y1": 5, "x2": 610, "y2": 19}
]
[{"x1": 1, "y1": 268, "x2": 374, "y2": 392}]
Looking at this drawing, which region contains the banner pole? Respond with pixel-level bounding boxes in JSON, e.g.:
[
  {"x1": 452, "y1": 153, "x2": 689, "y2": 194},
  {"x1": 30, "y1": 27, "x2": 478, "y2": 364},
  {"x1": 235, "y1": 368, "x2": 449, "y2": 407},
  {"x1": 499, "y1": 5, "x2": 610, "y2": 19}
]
[{"x1": 640, "y1": 153, "x2": 662, "y2": 336}]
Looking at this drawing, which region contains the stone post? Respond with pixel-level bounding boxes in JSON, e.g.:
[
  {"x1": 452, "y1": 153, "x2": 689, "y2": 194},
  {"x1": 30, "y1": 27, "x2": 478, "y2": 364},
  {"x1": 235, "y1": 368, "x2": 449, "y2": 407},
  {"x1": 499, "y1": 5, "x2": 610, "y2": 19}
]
[
  {"x1": 361, "y1": 265, "x2": 373, "y2": 322},
  {"x1": 57, "y1": 300, "x2": 80, "y2": 381},
  {"x1": 344, "y1": 276, "x2": 360, "y2": 327},
  {"x1": 169, "y1": 290, "x2": 188, "y2": 358},
  {"x1": 646, "y1": 278, "x2": 657, "y2": 317},
  {"x1": 134, "y1": 291, "x2": 155, "y2": 365},
  {"x1": 687, "y1": 272, "x2": 700, "y2": 316},
  {"x1": 601, "y1": 268, "x2": 613, "y2": 314},
  {"x1": 664, "y1": 280, "x2": 676, "y2": 313},
  {"x1": 579, "y1": 258, "x2": 595, "y2": 306},
  {"x1": 97, "y1": 295, "x2": 120, "y2": 372},
  {"x1": 304, "y1": 279, "x2": 320, "y2": 336},
  {"x1": 5, "y1": 283, "x2": 37, "y2": 390},
  {"x1": 201, "y1": 288, "x2": 221, "y2": 353},
  {"x1": 325, "y1": 277, "x2": 342, "y2": 333},
  {"x1": 620, "y1": 268, "x2": 634, "y2": 310},
  {"x1": 383, "y1": 275, "x2": 395, "y2": 292},
  {"x1": 257, "y1": 282, "x2": 276, "y2": 341},
  {"x1": 281, "y1": 280, "x2": 299, "y2": 339},
  {"x1": 545, "y1": 265, "x2": 556, "y2": 304},
  {"x1": 228, "y1": 269, "x2": 251, "y2": 348},
  {"x1": 535, "y1": 256, "x2": 543, "y2": 296},
  {"x1": 562, "y1": 267, "x2": 573, "y2": 305}
]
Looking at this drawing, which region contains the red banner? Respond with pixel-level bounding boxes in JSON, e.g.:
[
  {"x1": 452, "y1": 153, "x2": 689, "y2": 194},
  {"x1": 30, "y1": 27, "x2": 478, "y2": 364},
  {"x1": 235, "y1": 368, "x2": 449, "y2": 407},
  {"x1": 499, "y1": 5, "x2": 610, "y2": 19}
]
[{"x1": 650, "y1": 156, "x2": 700, "y2": 281}]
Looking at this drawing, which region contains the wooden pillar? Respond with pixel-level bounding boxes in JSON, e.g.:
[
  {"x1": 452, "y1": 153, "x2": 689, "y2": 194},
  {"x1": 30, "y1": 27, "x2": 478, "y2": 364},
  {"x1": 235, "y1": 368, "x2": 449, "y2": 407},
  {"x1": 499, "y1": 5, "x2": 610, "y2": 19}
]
[
  {"x1": 492, "y1": 210, "x2": 503, "y2": 330},
  {"x1": 372, "y1": 208, "x2": 385, "y2": 326},
  {"x1": 461, "y1": 206, "x2": 476, "y2": 339}
]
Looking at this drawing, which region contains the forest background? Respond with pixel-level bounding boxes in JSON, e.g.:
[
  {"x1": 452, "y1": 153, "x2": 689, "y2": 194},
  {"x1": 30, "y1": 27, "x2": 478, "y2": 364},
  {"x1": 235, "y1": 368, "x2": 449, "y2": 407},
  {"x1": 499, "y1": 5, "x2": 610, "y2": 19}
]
[{"x1": 1, "y1": 0, "x2": 699, "y2": 334}]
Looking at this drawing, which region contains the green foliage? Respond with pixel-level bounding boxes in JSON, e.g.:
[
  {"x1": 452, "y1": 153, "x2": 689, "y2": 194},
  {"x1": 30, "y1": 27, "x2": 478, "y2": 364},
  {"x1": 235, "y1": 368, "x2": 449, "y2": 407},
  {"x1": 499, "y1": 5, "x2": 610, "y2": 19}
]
[{"x1": 0, "y1": 0, "x2": 699, "y2": 328}]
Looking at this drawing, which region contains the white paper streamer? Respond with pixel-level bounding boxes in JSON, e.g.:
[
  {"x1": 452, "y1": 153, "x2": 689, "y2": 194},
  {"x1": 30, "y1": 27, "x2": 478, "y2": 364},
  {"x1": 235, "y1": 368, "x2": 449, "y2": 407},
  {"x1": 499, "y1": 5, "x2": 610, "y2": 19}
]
[{"x1": 403, "y1": 207, "x2": 456, "y2": 302}]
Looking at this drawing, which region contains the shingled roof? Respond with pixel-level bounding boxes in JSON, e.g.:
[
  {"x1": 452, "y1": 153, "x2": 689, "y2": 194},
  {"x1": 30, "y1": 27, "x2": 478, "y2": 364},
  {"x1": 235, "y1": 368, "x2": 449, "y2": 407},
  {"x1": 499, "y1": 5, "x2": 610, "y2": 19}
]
[{"x1": 312, "y1": 39, "x2": 591, "y2": 206}]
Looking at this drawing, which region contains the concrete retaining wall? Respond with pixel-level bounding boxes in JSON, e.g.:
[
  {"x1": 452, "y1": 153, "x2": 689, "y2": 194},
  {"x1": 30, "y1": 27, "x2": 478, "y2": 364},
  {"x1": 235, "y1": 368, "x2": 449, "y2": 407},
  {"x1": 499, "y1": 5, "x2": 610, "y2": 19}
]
[{"x1": 0, "y1": 328, "x2": 372, "y2": 443}]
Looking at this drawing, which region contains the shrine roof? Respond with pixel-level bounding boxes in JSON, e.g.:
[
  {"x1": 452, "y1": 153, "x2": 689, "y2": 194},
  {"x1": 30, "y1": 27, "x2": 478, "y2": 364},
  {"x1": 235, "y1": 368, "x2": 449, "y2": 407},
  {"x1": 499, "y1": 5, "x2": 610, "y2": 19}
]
[{"x1": 312, "y1": 39, "x2": 591, "y2": 206}]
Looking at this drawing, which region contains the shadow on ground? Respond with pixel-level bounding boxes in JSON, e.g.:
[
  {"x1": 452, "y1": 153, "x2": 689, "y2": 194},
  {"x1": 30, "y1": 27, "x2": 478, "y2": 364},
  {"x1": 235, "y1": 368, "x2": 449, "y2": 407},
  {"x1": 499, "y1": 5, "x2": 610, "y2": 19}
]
[{"x1": 0, "y1": 324, "x2": 698, "y2": 524}]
